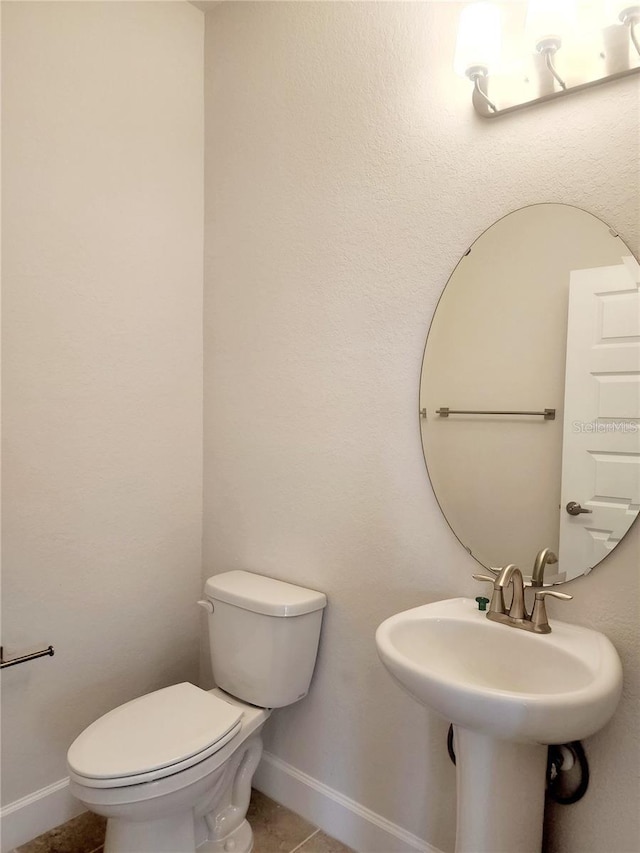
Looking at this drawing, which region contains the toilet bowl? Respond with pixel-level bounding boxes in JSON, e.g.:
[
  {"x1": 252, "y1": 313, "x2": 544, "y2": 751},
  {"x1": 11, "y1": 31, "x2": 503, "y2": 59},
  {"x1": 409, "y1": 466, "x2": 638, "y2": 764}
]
[
  {"x1": 69, "y1": 686, "x2": 268, "y2": 853},
  {"x1": 67, "y1": 572, "x2": 326, "y2": 853}
]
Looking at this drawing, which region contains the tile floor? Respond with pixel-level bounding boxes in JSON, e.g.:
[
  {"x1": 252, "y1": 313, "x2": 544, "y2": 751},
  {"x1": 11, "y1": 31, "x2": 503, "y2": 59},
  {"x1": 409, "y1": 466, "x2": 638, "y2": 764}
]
[{"x1": 14, "y1": 790, "x2": 354, "y2": 853}]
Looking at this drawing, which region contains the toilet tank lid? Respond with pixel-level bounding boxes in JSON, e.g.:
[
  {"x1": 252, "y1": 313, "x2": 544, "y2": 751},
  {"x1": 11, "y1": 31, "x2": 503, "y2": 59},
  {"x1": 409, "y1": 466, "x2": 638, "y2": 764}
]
[{"x1": 204, "y1": 571, "x2": 327, "y2": 617}]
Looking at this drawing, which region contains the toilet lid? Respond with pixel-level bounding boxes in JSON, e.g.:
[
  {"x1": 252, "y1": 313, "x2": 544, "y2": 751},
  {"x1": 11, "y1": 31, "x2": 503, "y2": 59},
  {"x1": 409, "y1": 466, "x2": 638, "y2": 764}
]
[{"x1": 67, "y1": 683, "x2": 243, "y2": 783}]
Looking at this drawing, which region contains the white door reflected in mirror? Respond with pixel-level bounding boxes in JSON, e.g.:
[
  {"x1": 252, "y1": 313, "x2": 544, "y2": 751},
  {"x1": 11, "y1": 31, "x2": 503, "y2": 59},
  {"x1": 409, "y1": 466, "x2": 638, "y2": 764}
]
[{"x1": 559, "y1": 258, "x2": 640, "y2": 577}]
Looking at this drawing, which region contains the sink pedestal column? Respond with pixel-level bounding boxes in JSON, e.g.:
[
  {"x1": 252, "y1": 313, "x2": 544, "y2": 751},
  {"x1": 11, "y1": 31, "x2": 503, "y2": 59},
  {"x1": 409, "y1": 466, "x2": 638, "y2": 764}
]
[{"x1": 453, "y1": 726, "x2": 548, "y2": 853}]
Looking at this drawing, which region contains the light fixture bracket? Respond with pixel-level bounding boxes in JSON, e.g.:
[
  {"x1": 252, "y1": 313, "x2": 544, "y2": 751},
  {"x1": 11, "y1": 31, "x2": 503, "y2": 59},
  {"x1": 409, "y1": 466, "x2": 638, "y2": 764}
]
[
  {"x1": 471, "y1": 62, "x2": 640, "y2": 117},
  {"x1": 618, "y1": 5, "x2": 640, "y2": 24},
  {"x1": 465, "y1": 66, "x2": 498, "y2": 112},
  {"x1": 535, "y1": 36, "x2": 562, "y2": 54}
]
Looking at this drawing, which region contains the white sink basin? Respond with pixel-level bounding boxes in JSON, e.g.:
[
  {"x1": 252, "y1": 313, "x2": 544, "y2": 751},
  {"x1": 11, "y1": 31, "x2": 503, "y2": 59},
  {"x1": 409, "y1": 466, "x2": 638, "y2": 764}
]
[{"x1": 375, "y1": 597, "x2": 622, "y2": 744}]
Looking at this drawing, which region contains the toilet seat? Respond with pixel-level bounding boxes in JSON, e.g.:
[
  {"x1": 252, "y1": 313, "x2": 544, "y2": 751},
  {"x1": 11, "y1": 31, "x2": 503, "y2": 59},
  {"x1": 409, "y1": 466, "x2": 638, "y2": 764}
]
[{"x1": 67, "y1": 683, "x2": 243, "y2": 789}]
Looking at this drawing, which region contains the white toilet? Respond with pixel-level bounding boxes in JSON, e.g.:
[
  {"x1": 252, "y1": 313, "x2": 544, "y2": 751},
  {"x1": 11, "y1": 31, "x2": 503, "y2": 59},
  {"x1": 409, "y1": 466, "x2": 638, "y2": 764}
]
[{"x1": 67, "y1": 571, "x2": 327, "y2": 853}]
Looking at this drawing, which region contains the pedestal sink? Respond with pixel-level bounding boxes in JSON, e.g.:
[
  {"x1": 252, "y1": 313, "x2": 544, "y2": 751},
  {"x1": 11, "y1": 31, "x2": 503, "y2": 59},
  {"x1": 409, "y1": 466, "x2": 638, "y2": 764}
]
[{"x1": 375, "y1": 598, "x2": 622, "y2": 853}]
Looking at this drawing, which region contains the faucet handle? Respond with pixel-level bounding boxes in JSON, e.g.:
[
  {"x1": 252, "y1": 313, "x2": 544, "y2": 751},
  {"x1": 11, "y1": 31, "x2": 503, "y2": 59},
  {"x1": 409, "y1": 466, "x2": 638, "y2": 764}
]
[
  {"x1": 472, "y1": 574, "x2": 506, "y2": 614},
  {"x1": 530, "y1": 589, "x2": 573, "y2": 633},
  {"x1": 535, "y1": 590, "x2": 573, "y2": 601}
]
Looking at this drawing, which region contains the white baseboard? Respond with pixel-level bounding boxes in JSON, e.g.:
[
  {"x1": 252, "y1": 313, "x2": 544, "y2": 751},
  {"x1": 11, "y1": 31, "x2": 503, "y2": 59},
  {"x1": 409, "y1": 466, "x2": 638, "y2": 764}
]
[
  {"x1": 0, "y1": 756, "x2": 442, "y2": 853},
  {"x1": 253, "y1": 751, "x2": 442, "y2": 853},
  {"x1": 0, "y1": 777, "x2": 84, "y2": 853}
]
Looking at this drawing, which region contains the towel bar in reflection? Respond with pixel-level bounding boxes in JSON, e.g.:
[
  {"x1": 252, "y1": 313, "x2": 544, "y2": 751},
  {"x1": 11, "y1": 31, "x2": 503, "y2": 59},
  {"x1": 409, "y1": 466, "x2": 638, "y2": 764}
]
[{"x1": 420, "y1": 407, "x2": 556, "y2": 420}]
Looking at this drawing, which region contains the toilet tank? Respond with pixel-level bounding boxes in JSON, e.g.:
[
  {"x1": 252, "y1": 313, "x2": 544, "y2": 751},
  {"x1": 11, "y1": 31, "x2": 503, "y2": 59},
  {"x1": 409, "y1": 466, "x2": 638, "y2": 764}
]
[{"x1": 204, "y1": 571, "x2": 327, "y2": 709}]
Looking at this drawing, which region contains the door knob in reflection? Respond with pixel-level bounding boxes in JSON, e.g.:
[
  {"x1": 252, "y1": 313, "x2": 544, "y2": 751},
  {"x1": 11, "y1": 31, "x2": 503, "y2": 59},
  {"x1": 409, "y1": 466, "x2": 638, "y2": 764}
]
[{"x1": 566, "y1": 501, "x2": 592, "y2": 516}]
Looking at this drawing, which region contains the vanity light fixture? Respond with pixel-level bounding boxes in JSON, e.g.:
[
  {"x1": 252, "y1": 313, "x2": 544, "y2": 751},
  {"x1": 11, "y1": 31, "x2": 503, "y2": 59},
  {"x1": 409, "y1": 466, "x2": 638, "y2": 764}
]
[
  {"x1": 454, "y1": 2, "x2": 502, "y2": 112},
  {"x1": 607, "y1": 3, "x2": 640, "y2": 55},
  {"x1": 525, "y1": 0, "x2": 577, "y2": 90},
  {"x1": 456, "y1": 0, "x2": 640, "y2": 117}
]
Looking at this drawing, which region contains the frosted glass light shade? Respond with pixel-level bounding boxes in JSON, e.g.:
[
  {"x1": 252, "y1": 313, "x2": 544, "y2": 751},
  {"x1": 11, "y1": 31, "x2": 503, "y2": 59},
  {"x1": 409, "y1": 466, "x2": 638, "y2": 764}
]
[
  {"x1": 454, "y1": 3, "x2": 501, "y2": 77},
  {"x1": 526, "y1": 0, "x2": 577, "y2": 45},
  {"x1": 604, "y1": 1, "x2": 640, "y2": 23}
]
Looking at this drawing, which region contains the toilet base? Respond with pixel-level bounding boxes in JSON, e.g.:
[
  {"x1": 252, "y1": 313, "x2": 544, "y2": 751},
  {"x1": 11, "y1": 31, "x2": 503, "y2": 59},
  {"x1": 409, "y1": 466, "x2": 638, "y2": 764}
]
[
  {"x1": 102, "y1": 814, "x2": 254, "y2": 853},
  {"x1": 198, "y1": 819, "x2": 253, "y2": 853},
  {"x1": 105, "y1": 812, "x2": 196, "y2": 853},
  {"x1": 102, "y1": 807, "x2": 254, "y2": 853},
  {"x1": 103, "y1": 814, "x2": 254, "y2": 853}
]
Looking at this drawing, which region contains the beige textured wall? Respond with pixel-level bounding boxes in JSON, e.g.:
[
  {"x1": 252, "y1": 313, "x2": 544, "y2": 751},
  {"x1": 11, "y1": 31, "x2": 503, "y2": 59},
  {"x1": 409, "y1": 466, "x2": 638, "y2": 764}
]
[
  {"x1": 1, "y1": 1, "x2": 204, "y2": 804},
  {"x1": 203, "y1": 3, "x2": 639, "y2": 853}
]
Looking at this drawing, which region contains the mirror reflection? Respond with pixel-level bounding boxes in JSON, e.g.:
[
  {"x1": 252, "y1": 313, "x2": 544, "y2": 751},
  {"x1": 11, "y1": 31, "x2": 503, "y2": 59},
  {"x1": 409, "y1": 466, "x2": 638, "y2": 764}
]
[{"x1": 420, "y1": 204, "x2": 640, "y2": 584}]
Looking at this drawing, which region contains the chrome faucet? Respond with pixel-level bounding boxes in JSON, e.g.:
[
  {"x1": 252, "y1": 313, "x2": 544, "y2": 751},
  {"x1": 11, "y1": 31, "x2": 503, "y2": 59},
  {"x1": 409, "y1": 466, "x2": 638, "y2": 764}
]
[
  {"x1": 473, "y1": 563, "x2": 572, "y2": 634},
  {"x1": 531, "y1": 548, "x2": 558, "y2": 587}
]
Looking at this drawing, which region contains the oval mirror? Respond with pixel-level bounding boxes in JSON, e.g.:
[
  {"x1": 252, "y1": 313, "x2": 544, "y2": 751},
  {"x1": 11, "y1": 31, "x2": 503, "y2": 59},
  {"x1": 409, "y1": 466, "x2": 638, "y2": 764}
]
[{"x1": 420, "y1": 204, "x2": 640, "y2": 584}]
